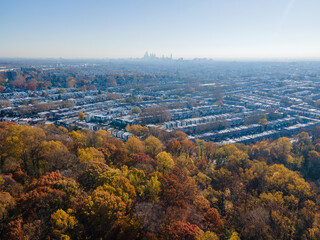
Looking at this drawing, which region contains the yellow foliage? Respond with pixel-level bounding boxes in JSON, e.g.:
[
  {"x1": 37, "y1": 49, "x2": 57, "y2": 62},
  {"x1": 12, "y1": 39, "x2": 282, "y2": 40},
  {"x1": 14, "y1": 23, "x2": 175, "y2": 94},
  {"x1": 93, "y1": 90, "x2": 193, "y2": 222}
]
[
  {"x1": 78, "y1": 111, "x2": 85, "y2": 120},
  {"x1": 229, "y1": 231, "x2": 240, "y2": 240},
  {"x1": 271, "y1": 210, "x2": 295, "y2": 238},
  {"x1": 78, "y1": 147, "x2": 104, "y2": 163},
  {"x1": 51, "y1": 209, "x2": 77, "y2": 239},
  {"x1": 260, "y1": 191, "x2": 284, "y2": 208},
  {"x1": 144, "y1": 136, "x2": 164, "y2": 157},
  {"x1": 125, "y1": 136, "x2": 145, "y2": 154},
  {"x1": 156, "y1": 151, "x2": 174, "y2": 173},
  {"x1": 196, "y1": 230, "x2": 219, "y2": 240},
  {"x1": 125, "y1": 124, "x2": 149, "y2": 137},
  {"x1": 69, "y1": 130, "x2": 87, "y2": 147},
  {"x1": 266, "y1": 164, "x2": 312, "y2": 198},
  {"x1": 95, "y1": 130, "x2": 111, "y2": 147}
]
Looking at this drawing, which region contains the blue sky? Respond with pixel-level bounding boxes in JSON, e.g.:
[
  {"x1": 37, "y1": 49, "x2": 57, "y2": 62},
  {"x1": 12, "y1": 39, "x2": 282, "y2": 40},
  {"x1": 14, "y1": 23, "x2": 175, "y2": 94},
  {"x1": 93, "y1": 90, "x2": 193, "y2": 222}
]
[{"x1": 1, "y1": 0, "x2": 320, "y2": 59}]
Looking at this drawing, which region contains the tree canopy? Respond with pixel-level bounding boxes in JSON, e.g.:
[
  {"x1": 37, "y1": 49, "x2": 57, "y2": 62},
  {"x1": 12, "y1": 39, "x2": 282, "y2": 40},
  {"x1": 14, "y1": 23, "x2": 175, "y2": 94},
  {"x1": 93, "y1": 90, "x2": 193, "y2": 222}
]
[{"x1": 1, "y1": 122, "x2": 320, "y2": 240}]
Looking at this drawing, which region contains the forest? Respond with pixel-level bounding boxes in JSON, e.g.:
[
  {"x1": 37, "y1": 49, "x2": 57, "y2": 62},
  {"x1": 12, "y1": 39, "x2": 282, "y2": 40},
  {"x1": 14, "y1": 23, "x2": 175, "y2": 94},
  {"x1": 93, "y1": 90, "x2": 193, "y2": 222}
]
[{"x1": 1, "y1": 122, "x2": 320, "y2": 239}]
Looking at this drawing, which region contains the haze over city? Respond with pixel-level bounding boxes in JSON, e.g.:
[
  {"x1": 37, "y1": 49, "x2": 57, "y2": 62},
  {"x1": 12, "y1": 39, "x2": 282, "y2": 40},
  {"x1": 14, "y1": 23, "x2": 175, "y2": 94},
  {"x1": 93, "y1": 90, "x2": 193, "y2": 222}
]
[
  {"x1": 1, "y1": 0, "x2": 320, "y2": 59},
  {"x1": 4, "y1": 1, "x2": 320, "y2": 240}
]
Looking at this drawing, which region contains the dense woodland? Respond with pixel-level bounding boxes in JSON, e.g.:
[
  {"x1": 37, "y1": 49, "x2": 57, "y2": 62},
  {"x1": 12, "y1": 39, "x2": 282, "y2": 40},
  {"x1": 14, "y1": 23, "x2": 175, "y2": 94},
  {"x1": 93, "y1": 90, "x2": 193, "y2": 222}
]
[{"x1": 1, "y1": 122, "x2": 320, "y2": 239}]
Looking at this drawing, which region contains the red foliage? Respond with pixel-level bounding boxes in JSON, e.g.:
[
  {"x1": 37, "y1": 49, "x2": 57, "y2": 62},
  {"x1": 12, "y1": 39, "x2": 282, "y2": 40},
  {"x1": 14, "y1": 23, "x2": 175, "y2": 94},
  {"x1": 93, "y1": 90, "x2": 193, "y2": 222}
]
[
  {"x1": 26, "y1": 82, "x2": 37, "y2": 91},
  {"x1": 20, "y1": 186, "x2": 64, "y2": 210},
  {"x1": 19, "y1": 171, "x2": 66, "y2": 216},
  {"x1": 130, "y1": 153, "x2": 156, "y2": 173},
  {"x1": 162, "y1": 221, "x2": 201, "y2": 240},
  {"x1": 131, "y1": 153, "x2": 155, "y2": 164},
  {"x1": 160, "y1": 168, "x2": 197, "y2": 208},
  {"x1": 99, "y1": 140, "x2": 127, "y2": 166},
  {"x1": 3, "y1": 218, "x2": 23, "y2": 240},
  {"x1": 204, "y1": 208, "x2": 224, "y2": 233},
  {"x1": 166, "y1": 138, "x2": 181, "y2": 156},
  {"x1": 29, "y1": 170, "x2": 64, "y2": 189},
  {"x1": 12, "y1": 80, "x2": 25, "y2": 88},
  {"x1": 196, "y1": 159, "x2": 208, "y2": 171}
]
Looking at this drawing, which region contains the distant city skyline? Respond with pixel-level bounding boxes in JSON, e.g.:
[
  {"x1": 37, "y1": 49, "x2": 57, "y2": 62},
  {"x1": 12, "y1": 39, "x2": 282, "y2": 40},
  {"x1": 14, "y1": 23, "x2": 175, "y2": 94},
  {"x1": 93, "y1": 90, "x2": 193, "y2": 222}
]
[{"x1": 1, "y1": 0, "x2": 320, "y2": 60}]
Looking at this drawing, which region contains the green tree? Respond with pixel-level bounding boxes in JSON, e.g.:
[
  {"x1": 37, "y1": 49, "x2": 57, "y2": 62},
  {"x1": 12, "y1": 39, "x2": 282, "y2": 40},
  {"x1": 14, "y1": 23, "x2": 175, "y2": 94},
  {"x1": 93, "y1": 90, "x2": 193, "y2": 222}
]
[{"x1": 132, "y1": 106, "x2": 141, "y2": 114}]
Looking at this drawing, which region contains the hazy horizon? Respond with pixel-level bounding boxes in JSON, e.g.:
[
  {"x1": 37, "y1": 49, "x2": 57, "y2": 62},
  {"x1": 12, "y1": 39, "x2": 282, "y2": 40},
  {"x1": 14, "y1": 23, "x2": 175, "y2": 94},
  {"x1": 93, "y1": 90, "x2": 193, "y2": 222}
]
[
  {"x1": 2, "y1": 56, "x2": 320, "y2": 62},
  {"x1": 1, "y1": 0, "x2": 320, "y2": 60}
]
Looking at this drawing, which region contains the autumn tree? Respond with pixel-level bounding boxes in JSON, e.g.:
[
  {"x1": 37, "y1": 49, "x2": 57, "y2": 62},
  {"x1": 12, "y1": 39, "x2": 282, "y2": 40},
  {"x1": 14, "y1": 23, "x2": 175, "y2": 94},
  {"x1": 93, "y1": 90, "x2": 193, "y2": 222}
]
[
  {"x1": 125, "y1": 136, "x2": 145, "y2": 155},
  {"x1": 145, "y1": 136, "x2": 164, "y2": 158},
  {"x1": 166, "y1": 138, "x2": 181, "y2": 156},
  {"x1": 140, "y1": 106, "x2": 171, "y2": 124},
  {"x1": 0, "y1": 191, "x2": 15, "y2": 234},
  {"x1": 3, "y1": 218, "x2": 24, "y2": 240},
  {"x1": 162, "y1": 221, "x2": 201, "y2": 240},
  {"x1": 176, "y1": 131, "x2": 188, "y2": 141},
  {"x1": 160, "y1": 168, "x2": 197, "y2": 207},
  {"x1": 40, "y1": 140, "x2": 76, "y2": 173},
  {"x1": 180, "y1": 139, "x2": 196, "y2": 158},
  {"x1": 81, "y1": 177, "x2": 138, "y2": 239},
  {"x1": 265, "y1": 164, "x2": 312, "y2": 199},
  {"x1": 271, "y1": 137, "x2": 293, "y2": 164},
  {"x1": 144, "y1": 175, "x2": 161, "y2": 203},
  {"x1": 19, "y1": 171, "x2": 80, "y2": 218},
  {"x1": 126, "y1": 124, "x2": 149, "y2": 137},
  {"x1": 78, "y1": 111, "x2": 85, "y2": 121},
  {"x1": 78, "y1": 147, "x2": 104, "y2": 163},
  {"x1": 130, "y1": 153, "x2": 156, "y2": 174},
  {"x1": 132, "y1": 106, "x2": 142, "y2": 114},
  {"x1": 293, "y1": 132, "x2": 313, "y2": 157},
  {"x1": 81, "y1": 188, "x2": 127, "y2": 239},
  {"x1": 156, "y1": 151, "x2": 174, "y2": 174},
  {"x1": 1, "y1": 121, "x2": 320, "y2": 240},
  {"x1": 50, "y1": 209, "x2": 77, "y2": 240},
  {"x1": 196, "y1": 231, "x2": 219, "y2": 240},
  {"x1": 128, "y1": 168, "x2": 147, "y2": 197},
  {"x1": 2, "y1": 125, "x2": 46, "y2": 177},
  {"x1": 94, "y1": 129, "x2": 111, "y2": 148},
  {"x1": 228, "y1": 232, "x2": 240, "y2": 240},
  {"x1": 77, "y1": 162, "x2": 117, "y2": 191},
  {"x1": 216, "y1": 144, "x2": 249, "y2": 172},
  {"x1": 69, "y1": 130, "x2": 88, "y2": 149},
  {"x1": 204, "y1": 142, "x2": 219, "y2": 162},
  {"x1": 100, "y1": 137, "x2": 127, "y2": 166},
  {"x1": 203, "y1": 208, "x2": 224, "y2": 233}
]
